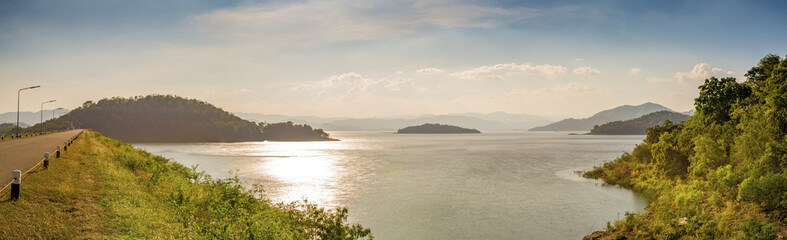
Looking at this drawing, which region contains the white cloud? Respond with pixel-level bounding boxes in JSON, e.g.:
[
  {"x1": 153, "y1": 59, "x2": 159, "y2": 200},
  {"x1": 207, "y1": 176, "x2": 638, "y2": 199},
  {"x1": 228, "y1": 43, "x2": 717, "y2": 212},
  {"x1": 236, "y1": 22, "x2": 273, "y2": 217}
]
[
  {"x1": 575, "y1": 58, "x2": 583, "y2": 61},
  {"x1": 646, "y1": 63, "x2": 735, "y2": 85},
  {"x1": 572, "y1": 66, "x2": 600, "y2": 77},
  {"x1": 416, "y1": 67, "x2": 445, "y2": 74},
  {"x1": 192, "y1": 1, "x2": 582, "y2": 49},
  {"x1": 452, "y1": 62, "x2": 567, "y2": 80},
  {"x1": 674, "y1": 63, "x2": 734, "y2": 84},
  {"x1": 630, "y1": 68, "x2": 641, "y2": 75}
]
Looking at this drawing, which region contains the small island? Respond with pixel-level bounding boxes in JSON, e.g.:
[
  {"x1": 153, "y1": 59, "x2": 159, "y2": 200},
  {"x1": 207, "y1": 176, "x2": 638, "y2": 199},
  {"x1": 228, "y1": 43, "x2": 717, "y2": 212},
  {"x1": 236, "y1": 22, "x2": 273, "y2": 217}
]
[
  {"x1": 396, "y1": 123, "x2": 481, "y2": 134},
  {"x1": 260, "y1": 121, "x2": 338, "y2": 141}
]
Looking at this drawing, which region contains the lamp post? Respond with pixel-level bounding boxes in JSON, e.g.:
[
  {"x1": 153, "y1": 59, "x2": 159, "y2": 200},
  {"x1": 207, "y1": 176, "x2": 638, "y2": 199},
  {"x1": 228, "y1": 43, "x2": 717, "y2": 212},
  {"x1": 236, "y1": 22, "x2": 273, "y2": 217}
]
[
  {"x1": 17, "y1": 85, "x2": 40, "y2": 137},
  {"x1": 41, "y1": 100, "x2": 56, "y2": 125},
  {"x1": 53, "y1": 107, "x2": 65, "y2": 119}
]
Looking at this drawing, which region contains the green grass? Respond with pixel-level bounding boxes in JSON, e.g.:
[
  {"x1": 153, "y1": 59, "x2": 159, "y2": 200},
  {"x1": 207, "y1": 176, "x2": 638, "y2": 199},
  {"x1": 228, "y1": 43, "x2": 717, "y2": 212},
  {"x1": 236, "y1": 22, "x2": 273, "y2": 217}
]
[
  {"x1": 0, "y1": 130, "x2": 372, "y2": 239},
  {"x1": 0, "y1": 131, "x2": 113, "y2": 239}
]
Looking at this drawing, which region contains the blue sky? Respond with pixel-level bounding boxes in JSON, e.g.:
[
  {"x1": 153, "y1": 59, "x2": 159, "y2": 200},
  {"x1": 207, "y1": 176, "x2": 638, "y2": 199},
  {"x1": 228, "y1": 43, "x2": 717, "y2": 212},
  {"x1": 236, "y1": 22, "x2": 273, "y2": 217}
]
[{"x1": 1, "y1": 0, "x2": 785, "y2": 118}]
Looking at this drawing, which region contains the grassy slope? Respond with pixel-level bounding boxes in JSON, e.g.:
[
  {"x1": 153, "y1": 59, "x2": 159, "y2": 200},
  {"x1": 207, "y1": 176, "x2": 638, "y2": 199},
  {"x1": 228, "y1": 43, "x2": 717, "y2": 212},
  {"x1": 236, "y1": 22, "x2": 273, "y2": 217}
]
[{"x1": 0, "y1": 130, "x2": 371, "y2": 239}]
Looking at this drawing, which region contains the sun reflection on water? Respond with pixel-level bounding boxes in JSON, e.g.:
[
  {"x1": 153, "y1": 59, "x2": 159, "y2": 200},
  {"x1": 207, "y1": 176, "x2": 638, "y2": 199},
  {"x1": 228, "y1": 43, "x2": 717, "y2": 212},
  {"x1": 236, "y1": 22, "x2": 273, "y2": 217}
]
[{"x1": 249, "y1": 141, "x2": 349, "y2": 207}]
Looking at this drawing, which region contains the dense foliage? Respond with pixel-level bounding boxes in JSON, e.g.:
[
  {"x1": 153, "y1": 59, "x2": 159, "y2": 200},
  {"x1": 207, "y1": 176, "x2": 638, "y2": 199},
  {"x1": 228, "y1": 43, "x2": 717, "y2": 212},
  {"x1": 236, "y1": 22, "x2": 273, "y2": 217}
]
[
  {"x1": 397, "y1": 123, "x2": 481, "y2": 134},
  {"x1": 589, "y1": 111, "x2": 689, "y2": 135},
  {"x1": 583, "y1": 54, "x2": 787, "y2": 239},
  {"x1": 260, "y1": 121, "x2": 337, "y2": 141},
  {"x1": 11, "y1": 95, "x2": 335, "y2": 142}
]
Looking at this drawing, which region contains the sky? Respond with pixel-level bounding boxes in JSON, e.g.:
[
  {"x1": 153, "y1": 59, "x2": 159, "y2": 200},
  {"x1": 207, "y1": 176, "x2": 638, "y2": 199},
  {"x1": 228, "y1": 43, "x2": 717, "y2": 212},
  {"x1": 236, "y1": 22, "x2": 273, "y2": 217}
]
[{"x1": 1, "y1": 0, "x2": 786, "y2": 119}]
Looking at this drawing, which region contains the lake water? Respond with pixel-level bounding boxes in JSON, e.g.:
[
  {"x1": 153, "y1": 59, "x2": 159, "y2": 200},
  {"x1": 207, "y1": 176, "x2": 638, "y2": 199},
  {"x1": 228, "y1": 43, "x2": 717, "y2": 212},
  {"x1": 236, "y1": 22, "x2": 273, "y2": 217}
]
[{"x1": 134, "y1": 131, "x2": 648, "y2": 239}]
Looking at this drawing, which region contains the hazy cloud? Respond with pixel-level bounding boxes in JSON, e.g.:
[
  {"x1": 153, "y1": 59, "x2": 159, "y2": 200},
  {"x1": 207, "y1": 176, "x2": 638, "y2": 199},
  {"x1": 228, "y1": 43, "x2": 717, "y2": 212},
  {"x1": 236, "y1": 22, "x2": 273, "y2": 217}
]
[
  {"x1": 572, "y1": 66, "x2": 600, "y2": 77},
  {"x1": 193, "y1": 1, "x2": 581, "y2": 49},
  {"x1": 452, "y1": 62, "x2": 567, "y2": 80},
  {"x1": 416, "y1": 67, "x2": 445, "y2": 74},
  {"x1": 233, "y1": 88, "x2": 251, "y2": 93},
  {"x1": 646, "y1": 77, "x2": 671, "y2": 83},
  {"x1": 533, "y1": 82, "x2": 604, "y2": 95},
  {"x1": 509, "y1": 82, "x2": 610, "y2": 99},
  {"x1": 296, "y1": 72, "x2": 417, "y2": 98},
  {"x1": 630, "y1": 68, "x2": 641, "y2": 75}
]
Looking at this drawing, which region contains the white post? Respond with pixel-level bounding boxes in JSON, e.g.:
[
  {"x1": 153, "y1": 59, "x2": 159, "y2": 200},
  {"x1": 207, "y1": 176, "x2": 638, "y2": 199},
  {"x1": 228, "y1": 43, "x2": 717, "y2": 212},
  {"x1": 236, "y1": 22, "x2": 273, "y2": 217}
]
[
  {"x1": 11, "y1": 170, "x2": 21, "y2": 200},
  {"x1": 44, "y1": 152, "x2": 50, "y2": 169},
  {"x1": 56, "y1": 145, "x2": 61, "y2": 158}
]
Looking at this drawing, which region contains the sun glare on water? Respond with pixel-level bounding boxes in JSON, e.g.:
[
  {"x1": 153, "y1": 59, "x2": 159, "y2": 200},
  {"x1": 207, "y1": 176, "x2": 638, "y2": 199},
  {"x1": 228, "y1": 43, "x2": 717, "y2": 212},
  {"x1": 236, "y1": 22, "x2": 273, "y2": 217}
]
[{"x1": 249, "y1": 141, "x2": 351, "y2": 207}]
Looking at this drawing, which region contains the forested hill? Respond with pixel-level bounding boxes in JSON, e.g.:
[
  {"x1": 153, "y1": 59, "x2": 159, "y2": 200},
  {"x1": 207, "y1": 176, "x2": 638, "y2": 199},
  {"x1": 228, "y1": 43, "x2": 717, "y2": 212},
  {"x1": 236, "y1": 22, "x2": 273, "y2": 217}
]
[
  {"x1": 583, "y1": 54, "x2": 787, "y2": 239},
  {"x1": 261, "y1": 121, "x2": 337, "y2": 141},
  {"x1": 589, "y1": 111, "x2": 689, "y2": 135},
  {"x1": 56, "y1": 95, "x2": 264, "y2": 142},
  {"x1": 530, "y1": 102, "x2": 673, "y2": 131},
  {"x1": 397, "y1": 123, "x2": 481, "y2": 134}
]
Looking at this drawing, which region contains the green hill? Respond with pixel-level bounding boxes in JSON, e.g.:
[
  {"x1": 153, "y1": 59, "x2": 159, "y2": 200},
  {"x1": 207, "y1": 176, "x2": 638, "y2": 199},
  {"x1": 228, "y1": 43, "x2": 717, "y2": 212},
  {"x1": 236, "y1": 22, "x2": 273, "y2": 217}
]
[
  {"x1": 589, "y1": 111, "x2": 690, "y2": 135},
  {"x1": 583, "y1": 54, "x2": 787, "y2": 239},
  {"x1": 25, "y1": 95, "x2": 334, "y2": 142},
  {"x1": 61, "y1": 95, "x2": 263, "y2": 142},
  {"x1": 397, "y1": 123, "x2": 481, "y2": 134},
  {"x1": 530, "y1": 102, "x2": 673, "y2": 131}
]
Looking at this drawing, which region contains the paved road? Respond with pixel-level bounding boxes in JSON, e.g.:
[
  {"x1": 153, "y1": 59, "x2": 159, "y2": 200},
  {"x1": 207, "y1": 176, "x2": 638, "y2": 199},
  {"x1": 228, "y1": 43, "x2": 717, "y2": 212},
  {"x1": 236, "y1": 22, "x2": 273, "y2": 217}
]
[{"x1": 0, "y1": 130, "x2": 83, "y2": 185}]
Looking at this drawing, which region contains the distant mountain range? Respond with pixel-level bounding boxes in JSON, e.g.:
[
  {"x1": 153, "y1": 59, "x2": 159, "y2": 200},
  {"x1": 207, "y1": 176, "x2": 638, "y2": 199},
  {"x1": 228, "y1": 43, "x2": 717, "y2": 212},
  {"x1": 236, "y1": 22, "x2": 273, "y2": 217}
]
[
  {"x1": 236, "y1": 112, "x2": 554, "y2": 131},
  {"x1": 530, "y1": 102, "x2": 675, "y2": 131},
  {"x1": 0, "y1": 109, "x2": 70, "y2": 127}
]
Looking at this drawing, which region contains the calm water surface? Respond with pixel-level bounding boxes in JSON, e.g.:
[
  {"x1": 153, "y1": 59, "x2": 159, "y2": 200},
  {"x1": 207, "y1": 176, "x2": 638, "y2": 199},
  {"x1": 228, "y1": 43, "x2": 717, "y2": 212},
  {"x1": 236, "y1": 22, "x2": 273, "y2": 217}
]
[{"x1": 134, "y1": 131, "x2": 647, "y2": 239}]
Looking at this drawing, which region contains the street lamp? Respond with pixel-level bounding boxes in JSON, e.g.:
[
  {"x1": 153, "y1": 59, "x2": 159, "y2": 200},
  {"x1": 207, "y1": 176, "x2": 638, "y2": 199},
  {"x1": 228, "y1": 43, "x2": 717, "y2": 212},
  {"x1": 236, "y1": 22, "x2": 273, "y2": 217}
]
[
  {"x1": 53, "y1": 107, "x2": 64, "y2": 119},
  {"x1": 41, "y1": 100, "x2": 56, "y2": 125},
  {"x1": 17, "y1": 85, "x2": 40, "y2": 137}
]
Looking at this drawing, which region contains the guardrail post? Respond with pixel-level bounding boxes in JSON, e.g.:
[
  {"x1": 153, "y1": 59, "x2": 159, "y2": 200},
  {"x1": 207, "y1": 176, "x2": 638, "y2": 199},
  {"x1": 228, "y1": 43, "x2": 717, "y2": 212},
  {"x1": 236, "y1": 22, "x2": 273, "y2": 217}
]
[
  {"x1": 64, "y1": 141, "x2": 68, "y2": 151},
  {"x1": 56, "y1": 145, "x2": 61, "y2": 158},
  {"x1": 11, "y1": 170, "x2": 21, "y2": 200},
  {"x1": 44, "y1": 152, "x2": 50, "y2": 169}
]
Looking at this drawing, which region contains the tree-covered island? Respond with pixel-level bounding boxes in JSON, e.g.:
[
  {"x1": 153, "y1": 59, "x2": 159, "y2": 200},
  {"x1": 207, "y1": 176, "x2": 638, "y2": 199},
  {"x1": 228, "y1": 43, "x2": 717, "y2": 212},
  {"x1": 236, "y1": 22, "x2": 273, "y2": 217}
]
[
  {"x1": 260, "y1": 121, "x2": 338, "y2": 141},
  {"x1": 396, "y1": 123, "x2": 481, "y2": 134}
]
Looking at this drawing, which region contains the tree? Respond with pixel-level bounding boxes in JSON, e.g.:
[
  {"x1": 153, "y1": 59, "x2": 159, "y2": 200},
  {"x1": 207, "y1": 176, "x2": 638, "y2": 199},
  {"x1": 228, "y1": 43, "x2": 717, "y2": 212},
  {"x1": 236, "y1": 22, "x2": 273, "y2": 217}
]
[
  {"x1": 694, "y1": 77, "x2": 751, "y2": 124},
  {"x1": 745, "y1": 54, "x2": 782, "y2": 93},
  {"x1": 688, "y1": 136, "x2": 727, "y2": 178},
  {"x1": 651, "y1": 132, "x2": 689, "y2": 177}
]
